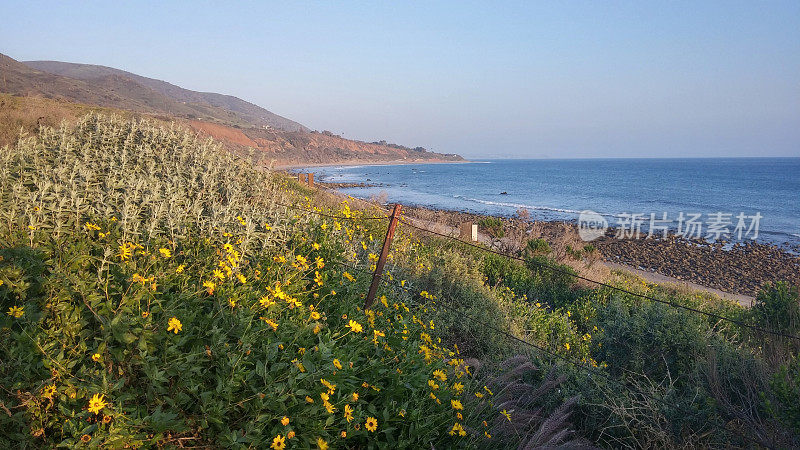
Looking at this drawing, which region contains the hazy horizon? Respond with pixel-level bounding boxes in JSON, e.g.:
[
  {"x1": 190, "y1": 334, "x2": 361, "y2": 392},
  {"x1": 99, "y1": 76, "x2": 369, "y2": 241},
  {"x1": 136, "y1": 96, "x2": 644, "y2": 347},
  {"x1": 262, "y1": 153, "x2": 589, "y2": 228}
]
[{"x1": 2, "y1": 1, "x2": 798, "y2": 159}]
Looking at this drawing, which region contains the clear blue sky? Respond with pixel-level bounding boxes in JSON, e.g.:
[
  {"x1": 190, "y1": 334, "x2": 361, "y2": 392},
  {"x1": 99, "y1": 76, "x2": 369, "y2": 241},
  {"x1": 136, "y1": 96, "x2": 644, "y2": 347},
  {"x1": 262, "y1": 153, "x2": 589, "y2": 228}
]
[{"x1": 2, "y1": 1, "x2": 799, "y2": 158}]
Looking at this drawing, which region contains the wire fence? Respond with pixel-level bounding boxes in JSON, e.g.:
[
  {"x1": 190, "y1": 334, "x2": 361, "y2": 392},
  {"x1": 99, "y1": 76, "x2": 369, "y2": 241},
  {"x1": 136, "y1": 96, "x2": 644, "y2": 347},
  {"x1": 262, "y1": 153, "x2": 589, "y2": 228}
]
[
  {"x1": 289, "y1": 202, "x2": 794, "y2": 447},
  {"x1": 330, "y1": 259, "x2": 770, "y2": 448},
  {"x1": 397, "y1": 217, "x2": 800, "y2": 342}
]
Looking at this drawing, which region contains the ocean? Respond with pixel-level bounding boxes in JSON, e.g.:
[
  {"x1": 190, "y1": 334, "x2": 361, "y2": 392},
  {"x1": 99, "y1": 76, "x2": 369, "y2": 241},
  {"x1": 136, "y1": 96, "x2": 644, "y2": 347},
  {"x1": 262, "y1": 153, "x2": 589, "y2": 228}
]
[{"x1": 303, "y1": 158, "x2": 800, "y2": 249}]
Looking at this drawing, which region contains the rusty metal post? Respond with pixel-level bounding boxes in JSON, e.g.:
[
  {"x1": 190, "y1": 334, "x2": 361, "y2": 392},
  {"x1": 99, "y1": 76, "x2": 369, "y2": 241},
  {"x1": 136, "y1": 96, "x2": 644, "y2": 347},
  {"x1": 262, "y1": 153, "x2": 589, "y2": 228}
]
[
  {"x1": 364, "y1": 204, "x2": 402, "y2": 309},
  {"x1": 308, "y1": 172, "x2": 314, "y2": 188},
  {"x1": 298, "y1": 173, "x2": 307, "y2": 184}
]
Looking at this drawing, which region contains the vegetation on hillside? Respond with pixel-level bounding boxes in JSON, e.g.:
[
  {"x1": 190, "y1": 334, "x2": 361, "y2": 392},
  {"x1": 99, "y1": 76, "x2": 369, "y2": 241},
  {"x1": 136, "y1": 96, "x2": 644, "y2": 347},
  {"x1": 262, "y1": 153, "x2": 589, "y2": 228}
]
[{"x1": 1, "y1": 115, "x2": 798, "y2": 448}]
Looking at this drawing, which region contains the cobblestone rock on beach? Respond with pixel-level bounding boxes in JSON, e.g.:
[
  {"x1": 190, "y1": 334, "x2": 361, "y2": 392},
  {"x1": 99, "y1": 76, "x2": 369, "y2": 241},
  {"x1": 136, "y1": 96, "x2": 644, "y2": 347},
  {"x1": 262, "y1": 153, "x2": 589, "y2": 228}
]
[{"x1": 595, "y1": 235, "x2": 800, "y2": 297}]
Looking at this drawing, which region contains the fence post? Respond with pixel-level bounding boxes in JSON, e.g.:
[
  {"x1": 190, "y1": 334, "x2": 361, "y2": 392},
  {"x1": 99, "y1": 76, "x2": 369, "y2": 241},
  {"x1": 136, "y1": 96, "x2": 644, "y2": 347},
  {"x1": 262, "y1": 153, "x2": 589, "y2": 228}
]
[
  {"x1": 460, "y1": 222, "x2": 478, "y2": 241},
  {"x1": 298, "y1": 173, "x2": 307, "y2": 184},
  {"x1": 308, "y1": 173, "x2": 314, "y2": 188},
  {"x1": 364, "y1": 204, "x2": 402, "y2": 309}
]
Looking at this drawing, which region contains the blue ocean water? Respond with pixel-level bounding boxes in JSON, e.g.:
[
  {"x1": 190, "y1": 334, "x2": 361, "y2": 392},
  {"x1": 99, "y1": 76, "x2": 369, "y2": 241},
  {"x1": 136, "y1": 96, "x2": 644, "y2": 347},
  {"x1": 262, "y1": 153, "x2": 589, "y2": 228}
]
[{"x1": 303, "y1": 158, "x2": 800, "y2": 248}]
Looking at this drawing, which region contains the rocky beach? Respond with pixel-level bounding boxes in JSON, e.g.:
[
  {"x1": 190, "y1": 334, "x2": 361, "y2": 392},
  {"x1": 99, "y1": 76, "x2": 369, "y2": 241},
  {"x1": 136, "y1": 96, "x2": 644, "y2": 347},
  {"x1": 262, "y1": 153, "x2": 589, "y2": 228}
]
[{"x1": 373, "y1": 201, "x2": 800, "y2": 300}]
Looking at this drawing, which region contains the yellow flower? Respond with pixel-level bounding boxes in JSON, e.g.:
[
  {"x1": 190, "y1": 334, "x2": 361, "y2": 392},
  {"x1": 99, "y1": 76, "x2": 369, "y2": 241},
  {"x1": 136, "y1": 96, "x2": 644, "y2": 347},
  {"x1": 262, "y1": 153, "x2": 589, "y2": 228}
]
[
  {"x1": 340, "y1": 430, "x2": 346, "y2": 438},
  {"x1": 449, "y1": 422, "x2": 466, "y2": 437},
  {"x1": 41, "y1": 384, "x2": 57, "y2": 400},
  {"x1": 321, "y1": 379, "x2": 337, "y2": 395},
  {"x1": 132, "y1": 273, "x2": 147, "y2": 284},
  {"x1": 351, "y1": 392, "x2": 359, "y2": 402},
  {"x1": 343, "y1": 271, "x2": 355, "y2": 282},
  {"x1": 428, "y1": 379, "x2": 439, "y2": 390},
  {"x1": 346, "y1": 320, "x2": 363, "y2": 333},
  {"x1": 452, "y1": 382, "x2": 464, "y2": 395},
  {"x1": 213, "y1": 269, "x2": 225, "y2": 280},
  {"x1": 117, "y1": 242, "x2": 134, "y2": 260},
  {"x1": 167, "y1": 317, "x2": 182, "y2": 334},
  {"x1": 87, "y1": 393, "x2": 108, "y2": 414},
  {"x1": 281, "y1": 416, "x2": 290, "y2": 426},
  {"x1": 451, "y1": 399, "x2": 463, "y2": 410},
  {"x1": 261, "y1": 318, "x2": 279, "y2": 331},
  {"x1": 432, "y1": 369, "x2": 447, "y2": 382},
  {"x1": 315, "y1": 257, "x2": 325, "y2": 269},
  {"x1": 159, "y1": 248, "x2": 171, "y2": 258},
  {"x1": 176, "y1": 264, "x2": 185, "y2": 274},
  {"x1": 236, "y1": 273, "x2": 247, "y2": 284},
  {"x1": 305, "y1": 396, "x2": 314, "y2": 403},
  {"x1": 365, "y1": 416, "x2": 378, "y2": 432},
  {"x1": 7, "y1": 305, "x2": 24, "y2": 318},
  {"x1": 203, "y1": 280, "x2": 216, "y2": 295},
  {"x1": 91, "y1": 353, "x2": 101, "y2": 362},
  {"x1": 310, "y1": 311, "x2": 321, "y2": 320},
  {"x1": 286, "y1": 430, "x2": 295, "y2": 439},
  {"x1": 501, "y1": 409, "x2": 512, "y2": 422},
  {"x1": 333, "y1": 359, "x2": 343, "y2": 370},
  {"x1": 270, "y1": 434, "x2": 286, "y2": 450},
  {"x1": 316, "y1": 437, "x2": 328, "y2": 450},
  {"x1": 564, "y1": 342, "x2": 570, "y2": 351},
  {"x1": 344, "y1": 404, "x2": 354, "y2": 422},
  {"x1": 260, "y1": 296, "x2": 275, "y2": 308}
]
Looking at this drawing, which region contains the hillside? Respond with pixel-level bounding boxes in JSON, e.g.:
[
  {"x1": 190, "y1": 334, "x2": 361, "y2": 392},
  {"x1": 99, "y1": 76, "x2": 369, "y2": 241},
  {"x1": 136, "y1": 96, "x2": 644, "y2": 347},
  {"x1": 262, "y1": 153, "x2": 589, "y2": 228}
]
[
  {"x1": 1, "y1": 52, "x2": 303, "y2": 131},
  {"x1": 24, "y1": 59, "x2": 308, "y2": 132},
  {"x1": 1, "y1": 53, "x2": 463, "y2": 166}
]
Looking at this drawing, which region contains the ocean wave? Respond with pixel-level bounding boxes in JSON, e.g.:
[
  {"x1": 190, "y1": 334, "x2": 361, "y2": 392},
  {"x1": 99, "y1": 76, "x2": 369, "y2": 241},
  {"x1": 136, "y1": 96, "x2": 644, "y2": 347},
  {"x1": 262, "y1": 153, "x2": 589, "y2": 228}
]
[{"x1": 454, "y1": 196, "x2": 584, "y2": 215}]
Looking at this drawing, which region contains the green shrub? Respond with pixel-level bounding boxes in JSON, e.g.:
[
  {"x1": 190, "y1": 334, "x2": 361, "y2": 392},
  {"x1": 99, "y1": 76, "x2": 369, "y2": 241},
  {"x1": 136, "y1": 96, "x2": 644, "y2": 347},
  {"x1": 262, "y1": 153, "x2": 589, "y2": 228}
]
[
  {"x1": 525, "y1": 238, "x2": 551, "y2": 256},
  {"x1": 767, "y1": 355, "x2": 800, "y2": 434},
  {"x1": 477, "y1": 217, "x2": 504, "y2": 239}
]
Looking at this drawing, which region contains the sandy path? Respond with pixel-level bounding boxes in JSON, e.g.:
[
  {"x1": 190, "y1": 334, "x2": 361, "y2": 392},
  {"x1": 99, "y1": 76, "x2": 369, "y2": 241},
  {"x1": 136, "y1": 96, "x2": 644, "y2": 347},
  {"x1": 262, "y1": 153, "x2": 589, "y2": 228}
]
[{"x1": 602, "y1": 261, "x2": 754, "y2": 307}]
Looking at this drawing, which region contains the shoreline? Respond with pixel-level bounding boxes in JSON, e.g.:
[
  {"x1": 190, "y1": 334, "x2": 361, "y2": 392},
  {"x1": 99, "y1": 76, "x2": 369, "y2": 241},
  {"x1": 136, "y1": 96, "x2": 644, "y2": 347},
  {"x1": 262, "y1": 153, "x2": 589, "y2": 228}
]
[
  {"x1": 316, "y1": 190, "x2": 797, "y2": 300},
  {"x1": 276, "y1": 158, "x2": 471, "y2": 171}
]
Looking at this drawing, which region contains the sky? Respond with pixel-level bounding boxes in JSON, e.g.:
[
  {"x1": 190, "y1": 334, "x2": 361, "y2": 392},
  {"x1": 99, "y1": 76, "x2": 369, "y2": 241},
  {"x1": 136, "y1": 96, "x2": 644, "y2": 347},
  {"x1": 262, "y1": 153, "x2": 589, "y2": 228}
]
[{"x1": 2, "y1": 1, "x2": 799, "y2": 158}]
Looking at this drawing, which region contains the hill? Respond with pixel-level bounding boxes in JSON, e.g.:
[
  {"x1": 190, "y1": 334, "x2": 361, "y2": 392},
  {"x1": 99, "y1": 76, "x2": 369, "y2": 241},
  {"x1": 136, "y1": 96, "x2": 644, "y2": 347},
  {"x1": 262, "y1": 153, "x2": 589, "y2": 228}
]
[
  {"x1": 23, "y1": 59, "x2": 307, "y2": 132},
  {"x1": 0, "y1": 53, "x2": 304, "y2": 131},
  {"x1": 1, "y1": 53, "x2": 463, "y2": 166}
]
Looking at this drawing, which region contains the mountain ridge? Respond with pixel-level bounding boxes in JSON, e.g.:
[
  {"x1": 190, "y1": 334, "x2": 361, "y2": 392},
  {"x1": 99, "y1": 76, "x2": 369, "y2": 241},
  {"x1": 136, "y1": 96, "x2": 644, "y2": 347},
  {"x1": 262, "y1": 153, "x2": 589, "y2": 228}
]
[
  {"x1": 0, "y1": 52, "x2": 463, "y2": 166},
  {"x1": 23, "y1": 59, "x2": 308, "y2": 132}
]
